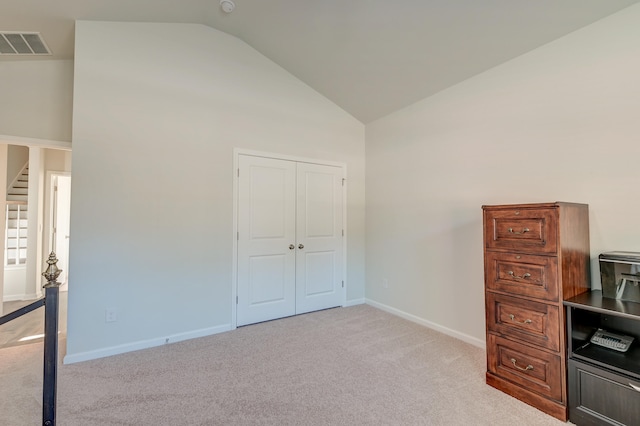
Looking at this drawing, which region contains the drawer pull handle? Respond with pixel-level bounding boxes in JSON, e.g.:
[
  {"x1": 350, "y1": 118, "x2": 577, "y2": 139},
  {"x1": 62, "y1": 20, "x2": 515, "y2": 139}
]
[
  {"x1": 507, "y1": 271, "x2": 531, "y2": 280},
  {"x1": 510, "y1": 358, "x2": 534, "y2": 372},
  {"x1": 508, "y1": 227, "x2": 529, "y2": 235},
  {"x1": 509, "y1": 314, "x2": 532, "y2": 325},
  {"x1": 630, "y1": 383, "x2": 640, "y2": 392}
]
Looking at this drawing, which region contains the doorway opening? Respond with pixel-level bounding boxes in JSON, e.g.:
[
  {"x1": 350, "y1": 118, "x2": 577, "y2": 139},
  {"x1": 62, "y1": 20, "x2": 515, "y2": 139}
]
[{"x1": 1, "y1": 146, "x2": 71, "y2": 350}]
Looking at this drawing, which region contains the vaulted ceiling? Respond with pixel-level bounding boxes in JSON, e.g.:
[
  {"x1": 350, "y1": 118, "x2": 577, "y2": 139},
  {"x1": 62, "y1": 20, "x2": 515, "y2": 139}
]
[{"x1": 2, "y1": 0, "x2": 638, "y2": 123}]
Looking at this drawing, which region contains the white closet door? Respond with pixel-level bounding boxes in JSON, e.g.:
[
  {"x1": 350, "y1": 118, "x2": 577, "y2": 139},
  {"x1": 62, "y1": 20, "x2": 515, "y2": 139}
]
[
  {"x1": 295, "y1": 162, "x2": 344, "y2": 314},
  {"x1": 237, "y1": 155, "x2": 296, "y2": 326}
]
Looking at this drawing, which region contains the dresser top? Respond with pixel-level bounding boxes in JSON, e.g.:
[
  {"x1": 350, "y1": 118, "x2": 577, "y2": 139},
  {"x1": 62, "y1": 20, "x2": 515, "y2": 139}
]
[{"x1": 482, "y1": 201, "x2": 588, "y2": 210}]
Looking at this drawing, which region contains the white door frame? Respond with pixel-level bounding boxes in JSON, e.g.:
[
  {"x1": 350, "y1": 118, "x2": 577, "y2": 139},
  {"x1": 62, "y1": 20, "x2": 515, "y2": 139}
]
[
  {"x1": 232, "y1": 148, "x2": 347, "y2": 329},
  {"x1": 47, "y1": 171, "x2": 71, "y2": 290}
]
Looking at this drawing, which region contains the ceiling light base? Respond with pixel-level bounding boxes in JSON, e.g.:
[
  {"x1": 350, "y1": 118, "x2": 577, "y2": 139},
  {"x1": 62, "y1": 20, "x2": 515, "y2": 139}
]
[{"x1": 220, "y1": 0, "x2": 235, "y2": 13}]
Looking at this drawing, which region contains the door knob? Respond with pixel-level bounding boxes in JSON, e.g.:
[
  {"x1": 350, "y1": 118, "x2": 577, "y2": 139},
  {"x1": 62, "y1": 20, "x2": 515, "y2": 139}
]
[
  {"x1": 298, "y1": 244, "x2": 304, "y2": 249},
  {"x1": 289, "y1": 244, "x2": 295, "y2": 250}
]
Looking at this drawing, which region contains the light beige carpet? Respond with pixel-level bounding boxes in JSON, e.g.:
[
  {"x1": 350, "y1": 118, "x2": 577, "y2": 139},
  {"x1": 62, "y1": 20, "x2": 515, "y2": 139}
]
[
  {"x1": 1, "y1": 292, "x2": 68, "y2": 349},
  {"x1": 1, "y1": 305, "x2": 570, "y2": 425}
]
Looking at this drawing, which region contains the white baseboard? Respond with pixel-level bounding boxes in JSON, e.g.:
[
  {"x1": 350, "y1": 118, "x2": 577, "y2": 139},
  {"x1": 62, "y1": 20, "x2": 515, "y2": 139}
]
[
  {"x1": 365, "y1": 298, "x2": 485, "y2": 350},
  {"x1": 344, "y1": 298, "x2": 365, "y2": 307},
  {"x1": 63, "y1": 324, "x2": 232, "y2": 364},
  {"x1": 3, "y1": 294, "x2": 27, "y2": 302},
  {"x1": 63, "y1": 301, "x2": 484, "y2": 364},
  {"x1": 2, "y1": 293, "x2": 40, "y2": 302}
]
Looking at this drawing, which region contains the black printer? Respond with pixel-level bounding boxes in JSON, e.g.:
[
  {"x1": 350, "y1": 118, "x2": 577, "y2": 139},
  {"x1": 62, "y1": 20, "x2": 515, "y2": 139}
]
[{"x1": 599, "y1": 251, "x2": 640, "y2": 302}]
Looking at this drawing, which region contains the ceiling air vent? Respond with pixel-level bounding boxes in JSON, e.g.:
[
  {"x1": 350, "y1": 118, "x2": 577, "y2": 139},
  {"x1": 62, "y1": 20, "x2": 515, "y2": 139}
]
[{"x1": 0, "y1": 32, "x2": 51, "y2": 55}]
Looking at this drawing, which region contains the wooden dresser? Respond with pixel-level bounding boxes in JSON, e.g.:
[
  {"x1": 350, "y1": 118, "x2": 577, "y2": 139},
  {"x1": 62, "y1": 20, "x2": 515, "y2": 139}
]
[{"x1": 482, "y1": 202, "x2": 590, "y2": 421}]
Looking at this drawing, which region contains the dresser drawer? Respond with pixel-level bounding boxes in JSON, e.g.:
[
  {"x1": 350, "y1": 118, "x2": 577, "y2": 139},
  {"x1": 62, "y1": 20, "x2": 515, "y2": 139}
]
[
  {"x1": 488, "y1": 334, "x2": 563, "y2": 402},
  {"x1": 485, "y1": 252, "x2": 559, "y2": 301},
  {"x1": 484, "y1": 207, "x2": 558, "y2": 254},
  {"x1": 486, "y1": 292, "x2": 560, "y2": 351}
]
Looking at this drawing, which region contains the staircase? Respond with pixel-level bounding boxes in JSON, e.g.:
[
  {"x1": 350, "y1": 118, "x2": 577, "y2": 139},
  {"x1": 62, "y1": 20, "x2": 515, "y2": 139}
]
[{"x1": 6, "y1": 164, "x2": 28, "y2": 266}]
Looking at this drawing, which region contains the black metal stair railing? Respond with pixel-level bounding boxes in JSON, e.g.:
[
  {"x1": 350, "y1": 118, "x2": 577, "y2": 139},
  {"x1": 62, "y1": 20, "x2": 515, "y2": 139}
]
[{"x1": 0, "y1": 251, "x2": 63, "y2": 426}]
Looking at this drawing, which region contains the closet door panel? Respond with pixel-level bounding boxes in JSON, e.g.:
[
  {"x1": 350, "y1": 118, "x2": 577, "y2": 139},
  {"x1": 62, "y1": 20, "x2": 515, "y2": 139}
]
[
  {"x1": 237, "y1": 155, "x2": 296, "y2": 326},
  {"x1": 295, "y1": 163, "x2": 344, "y2": 314}
]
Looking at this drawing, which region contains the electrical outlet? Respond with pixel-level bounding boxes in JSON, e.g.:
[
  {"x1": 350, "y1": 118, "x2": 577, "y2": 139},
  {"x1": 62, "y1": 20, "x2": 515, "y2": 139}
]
[
  {"x1": 105, "y1": 308, "x2": 118, "y2": 323},
  {"x1": 382, "y1": 278, "x2": 389, "y2": 289}
]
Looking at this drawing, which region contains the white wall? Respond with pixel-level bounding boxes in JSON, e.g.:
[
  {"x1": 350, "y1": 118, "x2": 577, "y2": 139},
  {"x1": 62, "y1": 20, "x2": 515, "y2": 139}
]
[
  {"x1": 365, "y1": 4, "x2": 640, "y2": 346},
  {"x1": 0, "y1": 60, "x2": 73, "y2": 142},
  {"x1": 69, "y1": 21, "x2": 365, "y2": 361},
  {"x1": 0, "y1": 61, "x2": 72, "y2": 305},
  {"x1": 7, "y1": 145, "x2": 29, "y2": 184}
]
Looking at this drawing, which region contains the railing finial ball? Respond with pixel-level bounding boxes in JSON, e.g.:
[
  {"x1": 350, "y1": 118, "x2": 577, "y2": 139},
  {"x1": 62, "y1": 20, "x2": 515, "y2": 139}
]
[{"x1": 42, "y1": 251, "x2": 62, "y2": 288}]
